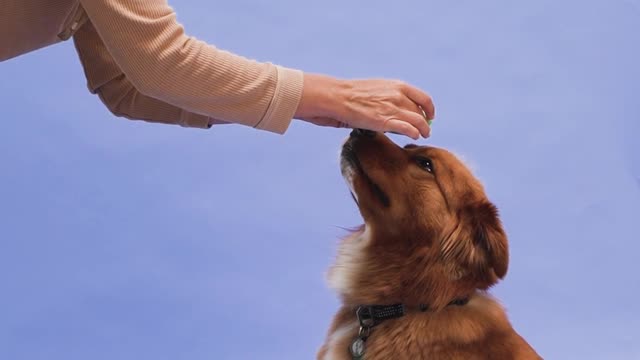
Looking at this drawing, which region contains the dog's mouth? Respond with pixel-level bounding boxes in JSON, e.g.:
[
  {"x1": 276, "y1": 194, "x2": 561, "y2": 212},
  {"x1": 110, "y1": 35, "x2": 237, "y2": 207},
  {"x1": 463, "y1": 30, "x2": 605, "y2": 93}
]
[
  {"x1": 340, "y1": 134, "x2": 391, "y2": 208},
  {"x1": 340, "y1": 141, "x2": 361, "y2": 205}
]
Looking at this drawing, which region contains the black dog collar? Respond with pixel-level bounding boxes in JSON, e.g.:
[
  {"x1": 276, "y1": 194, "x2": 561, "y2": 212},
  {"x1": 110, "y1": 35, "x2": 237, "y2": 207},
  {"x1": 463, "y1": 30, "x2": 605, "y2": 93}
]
[{"x1": 350, "y1": 298, "x2": 469, "y2": 359}]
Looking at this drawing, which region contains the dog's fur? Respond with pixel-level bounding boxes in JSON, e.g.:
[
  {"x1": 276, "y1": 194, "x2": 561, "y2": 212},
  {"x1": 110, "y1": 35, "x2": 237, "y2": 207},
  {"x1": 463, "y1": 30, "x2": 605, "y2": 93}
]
[{"x1": 317, "y1": 131, "x2": 541, "y2": 360}]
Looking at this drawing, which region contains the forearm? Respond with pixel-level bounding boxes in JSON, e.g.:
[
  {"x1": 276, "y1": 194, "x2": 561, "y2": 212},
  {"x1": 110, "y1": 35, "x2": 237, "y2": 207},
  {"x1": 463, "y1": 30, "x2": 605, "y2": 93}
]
[
  {"x1": 79, "y1": 0, "x2": 303, "y2": 134},
  {"x1": 73, "y1": 20, "x2": 226, "y2": 128},
  {"x1": 93, "y1": 73, "x2": 223, "y2": 128}
]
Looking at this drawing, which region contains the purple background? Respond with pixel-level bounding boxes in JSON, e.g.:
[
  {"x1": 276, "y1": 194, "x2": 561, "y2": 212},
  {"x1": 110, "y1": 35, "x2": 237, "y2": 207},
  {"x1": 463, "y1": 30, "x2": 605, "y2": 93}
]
[{"x1": 1, "y1": 0, "x2": 638, "y2": 359}]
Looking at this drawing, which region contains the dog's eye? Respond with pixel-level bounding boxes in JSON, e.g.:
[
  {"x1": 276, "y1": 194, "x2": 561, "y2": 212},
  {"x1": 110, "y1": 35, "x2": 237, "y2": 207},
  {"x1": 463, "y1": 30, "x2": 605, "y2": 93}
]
[{"x1": 415, "y1": 157, "x2": 434, "y2": 173}]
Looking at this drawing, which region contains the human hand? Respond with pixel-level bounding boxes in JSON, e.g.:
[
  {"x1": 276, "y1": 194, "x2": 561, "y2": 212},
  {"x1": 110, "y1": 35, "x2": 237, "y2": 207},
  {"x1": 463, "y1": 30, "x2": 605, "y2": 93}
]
[{"x1": 294, "y1": 74, "x2": 435, "y2": 140}]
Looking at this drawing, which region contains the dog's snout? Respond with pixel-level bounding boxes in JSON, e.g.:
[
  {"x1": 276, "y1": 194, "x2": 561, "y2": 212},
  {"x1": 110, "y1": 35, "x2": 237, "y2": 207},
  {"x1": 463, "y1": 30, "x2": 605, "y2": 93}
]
[{"x1": 351, "y1": 129, "x2": 376, "y2": 138}]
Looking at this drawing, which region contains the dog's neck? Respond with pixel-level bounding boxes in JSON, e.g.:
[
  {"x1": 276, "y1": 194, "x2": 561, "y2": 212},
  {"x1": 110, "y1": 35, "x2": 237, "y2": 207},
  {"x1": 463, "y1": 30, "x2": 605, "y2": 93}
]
[
  {"x1": 328, "y1": 226, "x2": 480, "y2": 311},
  {"x1": 353, "y1": 296, "x2": 470, "y2": 320}
]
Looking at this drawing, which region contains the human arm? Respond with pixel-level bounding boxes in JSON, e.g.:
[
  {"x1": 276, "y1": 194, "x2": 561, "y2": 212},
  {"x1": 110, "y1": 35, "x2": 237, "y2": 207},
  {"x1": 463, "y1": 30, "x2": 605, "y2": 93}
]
[
  {"x1": 78, "y1": 0, "x2": 302, "y2": 133},
  {"x1": 77, "y1": 0, "x2": 434, "y2": 138},
  {"x1": 73, "y1": 20, "x2": 230, "y2": 128}
]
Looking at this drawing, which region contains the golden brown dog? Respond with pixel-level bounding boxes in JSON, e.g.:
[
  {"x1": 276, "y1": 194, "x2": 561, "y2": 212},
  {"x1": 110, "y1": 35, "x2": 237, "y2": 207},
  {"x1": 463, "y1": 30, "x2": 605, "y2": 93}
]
[{"x1": 318, "y1": 130, "x2": 541, "y2": 360}]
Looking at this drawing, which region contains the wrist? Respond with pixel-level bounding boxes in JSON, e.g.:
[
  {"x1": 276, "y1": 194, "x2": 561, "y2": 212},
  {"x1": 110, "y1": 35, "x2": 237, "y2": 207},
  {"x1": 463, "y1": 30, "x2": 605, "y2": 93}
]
[{"x1": 294, "y1": 73, "x2": 350, "y2": 120}]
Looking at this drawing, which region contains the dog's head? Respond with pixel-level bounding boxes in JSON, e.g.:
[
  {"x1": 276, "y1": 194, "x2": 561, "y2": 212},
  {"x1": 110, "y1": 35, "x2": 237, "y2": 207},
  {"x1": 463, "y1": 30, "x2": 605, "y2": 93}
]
[{"x1": 334, "y1": 130, "x2": 508, "y2": 307}]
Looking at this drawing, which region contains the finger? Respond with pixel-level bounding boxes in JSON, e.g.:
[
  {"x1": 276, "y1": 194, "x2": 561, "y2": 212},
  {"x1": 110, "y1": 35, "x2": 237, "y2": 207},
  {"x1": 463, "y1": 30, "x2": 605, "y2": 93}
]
[
  {"x1": 383, "y1": 119, "x2": 420, "y2": 140},
  {"x1": 401, "y1": 84, "x2": 435, "y2": 120},
  {"x1": 398, "y1": 110, "x2": 431, "y2": 138},
  {"x1": 395, "y1": 97, "x2": 432, "y2": 138}
]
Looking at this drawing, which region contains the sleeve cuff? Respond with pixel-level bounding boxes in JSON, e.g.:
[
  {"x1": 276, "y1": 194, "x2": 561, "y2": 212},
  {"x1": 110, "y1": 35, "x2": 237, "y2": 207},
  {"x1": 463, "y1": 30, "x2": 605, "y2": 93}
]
[{"x1": 254, "y1": 66, "x2": 304, "y2": 135}]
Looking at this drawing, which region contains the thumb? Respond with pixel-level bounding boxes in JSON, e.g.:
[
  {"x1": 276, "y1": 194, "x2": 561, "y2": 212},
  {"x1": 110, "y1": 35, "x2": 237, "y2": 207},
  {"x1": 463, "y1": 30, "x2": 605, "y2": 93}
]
[{"x1": 302, "y1": 117, "x2": 351, "y2": 128}]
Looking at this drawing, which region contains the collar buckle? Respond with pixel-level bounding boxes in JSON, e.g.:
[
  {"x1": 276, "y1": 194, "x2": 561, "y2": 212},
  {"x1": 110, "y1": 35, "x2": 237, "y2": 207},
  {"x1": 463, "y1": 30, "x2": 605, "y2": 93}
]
[{"x1": 355, "y1": 306, "x2": 375, "y2": 329}]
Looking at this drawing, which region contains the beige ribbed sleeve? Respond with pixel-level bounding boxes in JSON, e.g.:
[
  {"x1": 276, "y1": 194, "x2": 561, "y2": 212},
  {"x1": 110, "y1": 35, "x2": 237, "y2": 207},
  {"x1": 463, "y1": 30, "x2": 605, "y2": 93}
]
[
  {"x1": 74, "y1": 21, "x2": 225, "y2": 129},
  {"x1": 77, "y1": 0, "x2": 304, "y2": 134}
]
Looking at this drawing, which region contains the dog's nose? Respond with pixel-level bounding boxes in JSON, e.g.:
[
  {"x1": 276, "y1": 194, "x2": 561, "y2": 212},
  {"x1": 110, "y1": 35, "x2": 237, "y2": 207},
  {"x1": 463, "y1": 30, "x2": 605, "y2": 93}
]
[{"x1": 351, "y1": 129, "x2": 376, "y2": 138}]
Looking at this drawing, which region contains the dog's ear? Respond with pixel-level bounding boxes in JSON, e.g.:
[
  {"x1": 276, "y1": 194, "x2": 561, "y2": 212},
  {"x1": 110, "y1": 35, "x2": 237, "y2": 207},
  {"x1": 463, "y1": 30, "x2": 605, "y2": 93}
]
[{"x1": 459, "y1": 201, "x2": 509, "y2": 281}]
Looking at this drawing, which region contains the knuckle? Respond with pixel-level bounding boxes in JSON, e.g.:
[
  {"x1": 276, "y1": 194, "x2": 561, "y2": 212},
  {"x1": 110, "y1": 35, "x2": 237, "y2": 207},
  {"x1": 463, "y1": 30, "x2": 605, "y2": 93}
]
[
  {"x1": 393, "y1": 90, "x2": 405, "y2": 102},
  {"x1": 391, "y1": 80, "x2": 406, "y2": 90},
  {"x1": 409, "y1": 112, "x2": 424, "y2": 125}
]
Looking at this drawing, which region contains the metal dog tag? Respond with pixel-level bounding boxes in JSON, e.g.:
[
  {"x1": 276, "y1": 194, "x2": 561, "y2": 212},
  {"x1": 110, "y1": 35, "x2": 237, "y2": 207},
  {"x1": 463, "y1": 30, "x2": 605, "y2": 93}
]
[{"x1": 350, "y1": 337, "x2": 366, "y2": 359}]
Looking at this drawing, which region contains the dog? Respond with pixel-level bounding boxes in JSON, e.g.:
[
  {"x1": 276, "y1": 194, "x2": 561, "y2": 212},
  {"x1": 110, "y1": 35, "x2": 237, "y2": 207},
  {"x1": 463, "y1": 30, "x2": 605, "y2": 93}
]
[{"x1": 317, "y1": 130, "x2": 541, "y2": 360}]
